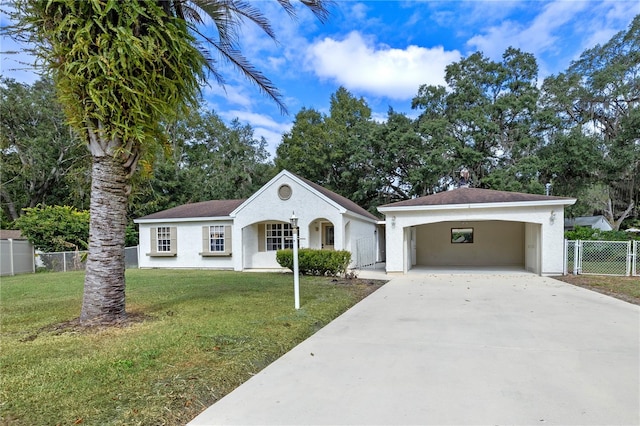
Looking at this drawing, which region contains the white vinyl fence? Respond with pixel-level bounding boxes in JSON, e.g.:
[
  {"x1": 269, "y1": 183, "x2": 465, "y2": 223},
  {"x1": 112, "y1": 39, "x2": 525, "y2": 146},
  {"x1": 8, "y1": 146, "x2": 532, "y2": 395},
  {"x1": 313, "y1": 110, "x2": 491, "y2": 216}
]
[
  {"x1": 0, "y1": 239, "x2": 35, "y2": 276},
  {"x1": 36, "y1": 246, "x2": 139, "y2": 273},
  {"x1": 354, "y1": 236, "x2": 377, "y2": 269},
  {"x1": 565, "y1": 240, "x2": 638, "y2": 277}
]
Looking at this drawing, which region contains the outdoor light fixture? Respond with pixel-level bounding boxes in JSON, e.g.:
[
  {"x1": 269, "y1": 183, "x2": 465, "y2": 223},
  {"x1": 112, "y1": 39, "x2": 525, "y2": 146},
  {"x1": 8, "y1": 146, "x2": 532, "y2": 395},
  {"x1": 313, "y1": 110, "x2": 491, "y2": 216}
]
[
  {"x1": 550, "y1": 210, "x2": 556, "y2": 224},
  {"x1": 391, "y1": 216, "x2": 396, "y2": 228},
  {"x1": 290, "y1": 212, "x2": 300, "y2": 310}
]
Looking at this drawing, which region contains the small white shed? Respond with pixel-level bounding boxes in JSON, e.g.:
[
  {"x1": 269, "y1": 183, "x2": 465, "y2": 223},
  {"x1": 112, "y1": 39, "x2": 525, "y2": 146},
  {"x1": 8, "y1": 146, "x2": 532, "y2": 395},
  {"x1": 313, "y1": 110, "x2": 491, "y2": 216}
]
[{"x1": 378, "y1": 188, "x2": 576, "y2": 276}]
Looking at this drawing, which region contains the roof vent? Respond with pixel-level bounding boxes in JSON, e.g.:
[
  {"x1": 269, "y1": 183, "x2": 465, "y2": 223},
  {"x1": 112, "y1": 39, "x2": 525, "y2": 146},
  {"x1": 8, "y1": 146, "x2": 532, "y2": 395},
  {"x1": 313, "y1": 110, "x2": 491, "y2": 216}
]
[{"x1": 278, "y1": 184, "x2": 292, "y2": 200}]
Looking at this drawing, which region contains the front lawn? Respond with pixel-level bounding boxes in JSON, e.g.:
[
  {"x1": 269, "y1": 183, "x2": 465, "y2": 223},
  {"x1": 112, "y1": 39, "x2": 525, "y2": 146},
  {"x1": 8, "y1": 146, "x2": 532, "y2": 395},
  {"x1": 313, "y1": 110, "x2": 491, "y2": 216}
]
[
  {"x1": 554, "y1": 274, "x2": 640, "y2": 305},
  {"x1": 0, "y1": 269, "x2": 384, "y2": 425}
]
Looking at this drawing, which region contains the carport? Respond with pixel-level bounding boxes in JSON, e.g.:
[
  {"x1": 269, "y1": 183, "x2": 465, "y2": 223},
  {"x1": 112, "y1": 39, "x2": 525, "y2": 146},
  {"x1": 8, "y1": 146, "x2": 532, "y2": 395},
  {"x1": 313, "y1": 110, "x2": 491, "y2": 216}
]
[{"x1": 378, "y1": 188, "x2": 576, "y2": 276}]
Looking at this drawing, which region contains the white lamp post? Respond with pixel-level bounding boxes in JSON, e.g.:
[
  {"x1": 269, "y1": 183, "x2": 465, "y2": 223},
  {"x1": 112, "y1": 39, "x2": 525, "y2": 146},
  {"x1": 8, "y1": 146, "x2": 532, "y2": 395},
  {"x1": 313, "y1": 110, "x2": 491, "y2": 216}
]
[{"x1": 290, "y1": 212, "x2": 300, "y2": 310}]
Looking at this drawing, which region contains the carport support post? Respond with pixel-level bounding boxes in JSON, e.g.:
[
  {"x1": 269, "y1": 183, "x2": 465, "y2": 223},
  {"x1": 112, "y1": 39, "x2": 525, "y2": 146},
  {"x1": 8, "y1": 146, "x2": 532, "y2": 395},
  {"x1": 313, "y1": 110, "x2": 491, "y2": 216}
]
[{"x1": 291, "y1": 213, "x2": 300, "y2": 310}]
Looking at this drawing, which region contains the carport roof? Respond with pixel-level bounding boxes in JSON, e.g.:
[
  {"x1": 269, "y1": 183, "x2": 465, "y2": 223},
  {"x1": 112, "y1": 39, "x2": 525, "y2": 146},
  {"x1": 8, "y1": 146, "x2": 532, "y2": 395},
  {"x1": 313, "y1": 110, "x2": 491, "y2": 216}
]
[{"x1": 379, "y1": 187, "x2": 575, "y2": 209}]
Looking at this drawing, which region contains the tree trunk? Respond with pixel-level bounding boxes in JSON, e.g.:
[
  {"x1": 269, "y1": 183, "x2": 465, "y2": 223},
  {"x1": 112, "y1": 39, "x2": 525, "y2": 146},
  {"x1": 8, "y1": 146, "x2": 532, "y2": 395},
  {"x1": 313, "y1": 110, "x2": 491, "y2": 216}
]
[{"x1": 80, "y1": 154, "x2": 129, "y2": 325}]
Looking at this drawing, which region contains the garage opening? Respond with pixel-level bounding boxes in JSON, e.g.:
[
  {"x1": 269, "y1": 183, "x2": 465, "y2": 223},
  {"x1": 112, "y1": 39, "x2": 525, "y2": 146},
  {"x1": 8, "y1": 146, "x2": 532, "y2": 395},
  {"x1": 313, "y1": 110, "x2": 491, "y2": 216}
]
[{"x1": 412, "y1": 220, "x2": 540, "y2": 273}]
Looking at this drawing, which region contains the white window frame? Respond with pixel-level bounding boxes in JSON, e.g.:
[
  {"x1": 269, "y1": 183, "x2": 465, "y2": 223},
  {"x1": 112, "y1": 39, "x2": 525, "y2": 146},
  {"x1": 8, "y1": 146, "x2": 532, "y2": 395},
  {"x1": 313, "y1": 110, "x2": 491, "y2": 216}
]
[
  {"x1": 209, "y1": 225, "x2": 225, "y2": 252},
  {"x1": 148, "y1": 226, "x2": 177, "y2": 257},
  {"x1": 265, "y1": 223, "x2": 293, "y2": 251},
  {"x1": 157, "y1": 226, "x2": 172, "y2": 252},
  {"x1": 201, "y1": 225, "x2": 232, "y2": 257}
]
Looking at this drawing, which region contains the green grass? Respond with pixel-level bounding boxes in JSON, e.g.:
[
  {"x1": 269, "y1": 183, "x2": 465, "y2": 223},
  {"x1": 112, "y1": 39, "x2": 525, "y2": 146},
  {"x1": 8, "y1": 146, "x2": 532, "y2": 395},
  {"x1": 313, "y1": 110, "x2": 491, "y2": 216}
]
[
  {"x1": 566, "y1": 260, "x2": 631, "y2": 276},
  {"x1": 0, "y1": 270, "x2": 383, "y2": 425},
  {"x1": 555, "y1": 274, "x2": 640, "y2": 305}
]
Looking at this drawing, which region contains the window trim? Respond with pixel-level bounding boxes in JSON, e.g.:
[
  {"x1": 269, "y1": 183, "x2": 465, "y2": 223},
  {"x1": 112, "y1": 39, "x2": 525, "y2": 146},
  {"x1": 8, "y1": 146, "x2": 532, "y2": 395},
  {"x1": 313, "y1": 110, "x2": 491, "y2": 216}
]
[
  {"x1": 201, "y1": 224, "x2": 232, "y2": 257},
  {"x1": 265, "y1": 222, "x2": 293, "y2": 251},
  {"x1": 148, "y1": 226, "x2": 177, "y2": 257}
]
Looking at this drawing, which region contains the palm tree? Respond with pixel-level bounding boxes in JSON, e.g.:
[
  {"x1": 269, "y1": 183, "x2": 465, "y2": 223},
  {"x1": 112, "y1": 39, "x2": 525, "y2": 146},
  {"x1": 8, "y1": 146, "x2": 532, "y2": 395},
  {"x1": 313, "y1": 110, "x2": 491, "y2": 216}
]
[{"x1": 6, "y1": 0, "x2": 330, "y2": 325}]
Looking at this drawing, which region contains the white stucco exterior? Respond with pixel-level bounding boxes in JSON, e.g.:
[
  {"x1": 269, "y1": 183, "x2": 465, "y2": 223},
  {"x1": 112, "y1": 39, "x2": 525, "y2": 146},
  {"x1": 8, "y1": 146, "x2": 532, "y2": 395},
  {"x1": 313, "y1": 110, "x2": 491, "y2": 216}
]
[
  {"x1": 137, "y1": 219, "x2": 235, "y2": 269},
  {"x1": 379, "y1": 198, "x2": 575, "y2": 276},
  {"x1": 135, "y1": 170, "x2": 380, "y2": 271}
]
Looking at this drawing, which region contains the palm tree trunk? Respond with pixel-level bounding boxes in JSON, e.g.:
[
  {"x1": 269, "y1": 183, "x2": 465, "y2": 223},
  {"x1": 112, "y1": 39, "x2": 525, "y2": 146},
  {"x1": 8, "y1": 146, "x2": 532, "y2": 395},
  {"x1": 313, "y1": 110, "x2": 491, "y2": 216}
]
[{"x1": 80, "y1": 154, "x2": 128, "y2": 325}]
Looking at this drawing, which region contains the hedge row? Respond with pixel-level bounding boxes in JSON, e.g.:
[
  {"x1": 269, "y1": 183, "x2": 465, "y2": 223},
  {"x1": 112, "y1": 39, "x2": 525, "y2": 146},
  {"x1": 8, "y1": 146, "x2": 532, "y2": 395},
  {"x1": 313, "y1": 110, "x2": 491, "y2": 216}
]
[
  {"x1": 565, "y1": 225, "x2": 640, "y2": 241},
  {"x1": 276, "y1": 249, "x2": 351, "y2": 276}
]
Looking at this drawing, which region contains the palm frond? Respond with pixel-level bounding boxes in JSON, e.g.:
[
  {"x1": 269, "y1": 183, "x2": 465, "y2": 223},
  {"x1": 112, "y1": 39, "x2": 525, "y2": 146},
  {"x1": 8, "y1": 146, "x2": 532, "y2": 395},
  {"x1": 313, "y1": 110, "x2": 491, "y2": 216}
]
[
  {"x1": 278, "y1": 0, "x2": 332, "y2": 23},
  {"x1": 189, "y1": 24, "x2": 288, "y2": 114},
  {"x1": 176, "y1": 0, "x2": 333, "y2": 114}
]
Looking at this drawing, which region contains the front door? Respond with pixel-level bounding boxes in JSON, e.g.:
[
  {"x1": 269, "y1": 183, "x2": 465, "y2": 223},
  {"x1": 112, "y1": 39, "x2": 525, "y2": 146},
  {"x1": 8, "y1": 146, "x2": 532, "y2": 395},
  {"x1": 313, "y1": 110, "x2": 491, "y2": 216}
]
[{"x1": 322, "y1": 223, "x2": 335, "y2": 250}]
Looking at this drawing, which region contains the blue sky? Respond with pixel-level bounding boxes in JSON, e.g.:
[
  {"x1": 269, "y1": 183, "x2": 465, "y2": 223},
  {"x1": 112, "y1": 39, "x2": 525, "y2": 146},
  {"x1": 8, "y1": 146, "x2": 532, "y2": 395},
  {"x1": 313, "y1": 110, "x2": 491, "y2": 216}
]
[{"x1": 2, "y1": 1, "x2": 639, "y2": 156}]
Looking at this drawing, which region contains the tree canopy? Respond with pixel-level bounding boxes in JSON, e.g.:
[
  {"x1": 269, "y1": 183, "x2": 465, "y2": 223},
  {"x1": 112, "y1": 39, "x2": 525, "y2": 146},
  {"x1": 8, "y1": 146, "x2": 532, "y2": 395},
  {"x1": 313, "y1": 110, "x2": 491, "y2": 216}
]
[
  {"x1": 274, "y1": 17, "x2": 639, "y2": 225},
  {"x1": 3, "y1": 11, "x2": 638, "y2": 259}
]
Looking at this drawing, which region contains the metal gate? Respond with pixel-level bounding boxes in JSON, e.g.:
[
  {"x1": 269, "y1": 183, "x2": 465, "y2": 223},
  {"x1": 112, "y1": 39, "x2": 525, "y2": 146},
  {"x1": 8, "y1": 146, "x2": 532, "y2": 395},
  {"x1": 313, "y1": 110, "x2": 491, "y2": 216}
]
[{"x1": 565, "y1": 240, "x2": 637, "y2": 276}]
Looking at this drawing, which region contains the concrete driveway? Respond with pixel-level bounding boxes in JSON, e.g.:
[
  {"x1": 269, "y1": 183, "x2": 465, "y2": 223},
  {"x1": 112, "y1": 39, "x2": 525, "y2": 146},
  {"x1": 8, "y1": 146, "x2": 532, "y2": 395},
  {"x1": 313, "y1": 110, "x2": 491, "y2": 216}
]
[{"x1": 189, "y1": 273, "x2": 640, "y2": 425}]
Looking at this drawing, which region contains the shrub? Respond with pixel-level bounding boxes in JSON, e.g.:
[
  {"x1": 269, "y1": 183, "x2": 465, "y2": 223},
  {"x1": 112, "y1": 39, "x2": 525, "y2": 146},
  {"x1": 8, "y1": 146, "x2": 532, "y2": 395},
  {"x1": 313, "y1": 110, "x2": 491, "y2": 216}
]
[
  {"x1": 14, "y1": 205, "x2": 89, "y2": 252},
  {"x1": 565, "y1": 225, "x2": 640, "y2": 241},
  {"x1": 276, "y1": 249, "x2": 352, "y2": 276}
]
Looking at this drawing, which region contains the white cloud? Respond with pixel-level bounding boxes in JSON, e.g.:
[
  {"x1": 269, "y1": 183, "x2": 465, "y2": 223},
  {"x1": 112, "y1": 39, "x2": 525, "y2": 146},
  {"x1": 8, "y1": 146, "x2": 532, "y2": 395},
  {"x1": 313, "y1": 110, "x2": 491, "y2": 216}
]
[
  {"x1": 218, "y1": 109, "x2": 292, "y2": 156},
  {"x1": 578, "y1": 0, "x2": 640, "y2": 52},
  {"x1": 349, "y1": 2, "x2": 369, "y2": 21},
  {"x1": 464, "y1": 0, "x2": 639, "y2": 77},
  {"x1": 202, "y1": 83, "x2": 254, "y2": 109},
  {"x1": 305, "y1": 31, "x2": 461, "y2": 100},
  {"x1": 466, "y1": 1, "x2": 588, "y2": 60}
]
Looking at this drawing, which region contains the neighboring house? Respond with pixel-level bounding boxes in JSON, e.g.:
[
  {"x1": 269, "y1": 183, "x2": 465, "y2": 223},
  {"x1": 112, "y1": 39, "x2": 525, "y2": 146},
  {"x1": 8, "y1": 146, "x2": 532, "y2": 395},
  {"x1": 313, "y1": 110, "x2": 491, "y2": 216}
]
[
  {"x1": 564, "y1": 215, "x2": 613, "y2": 231},
  {"x1": 378, "y1": 188, "x2": 576, "y2": 276},
  {"x1": 135, "y1": 170, "x2": 383, "y2": 271},
  {"x1": 0, "y1": 230, "x2": 35, "y2": 276}
]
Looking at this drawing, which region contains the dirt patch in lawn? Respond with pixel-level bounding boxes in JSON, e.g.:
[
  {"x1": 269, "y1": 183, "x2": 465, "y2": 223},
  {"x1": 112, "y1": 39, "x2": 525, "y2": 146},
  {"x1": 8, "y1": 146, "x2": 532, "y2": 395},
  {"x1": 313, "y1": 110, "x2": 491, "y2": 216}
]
[
  {"x1": 330, "y1": 277, "x2": 387, "y2": 299},
  {"x1": 554, "y1": 274, "x2": 640, "y2": 306}
]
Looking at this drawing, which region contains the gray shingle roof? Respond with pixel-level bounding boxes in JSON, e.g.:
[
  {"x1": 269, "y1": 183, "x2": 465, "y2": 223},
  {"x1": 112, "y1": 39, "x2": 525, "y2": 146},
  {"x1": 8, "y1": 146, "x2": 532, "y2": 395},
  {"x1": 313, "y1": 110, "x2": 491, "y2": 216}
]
[
  {"x1": 138, "y1": 199, "x2": 246, "y2": 220},
  {"x1": 136, "y1": 171, "x2": 379, "y2": 222},
  {"x1": 293, "y1": 174, "x2": 379, "y2": 221},
  {"x1": 380, "y1": 187, "x2": 574, "y2": 208},
  {"x1": 0, "y1": 230, "x2": 26, "y2": 240}
]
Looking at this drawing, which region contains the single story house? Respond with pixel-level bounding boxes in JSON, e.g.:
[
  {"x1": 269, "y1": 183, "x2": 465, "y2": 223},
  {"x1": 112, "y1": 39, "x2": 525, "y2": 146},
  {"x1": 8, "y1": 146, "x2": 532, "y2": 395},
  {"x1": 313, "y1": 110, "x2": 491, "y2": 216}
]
[
  {"x1": 135, "y1": 170, "x2": 383, "y2": 271},
  {"x1": 378, "y1": 188, "x2": 576, "y2": 276},
  {"x1": 564, "y1": 215, "x2": 613, "y2": 231}
]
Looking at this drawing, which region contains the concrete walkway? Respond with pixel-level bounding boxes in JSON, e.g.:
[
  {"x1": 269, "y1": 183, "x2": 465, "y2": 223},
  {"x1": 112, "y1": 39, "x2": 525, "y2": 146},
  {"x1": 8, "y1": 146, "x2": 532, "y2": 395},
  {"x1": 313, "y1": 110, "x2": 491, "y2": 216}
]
[{"x1": 189, "y1": 273, "x2": 640, "y2": 425}]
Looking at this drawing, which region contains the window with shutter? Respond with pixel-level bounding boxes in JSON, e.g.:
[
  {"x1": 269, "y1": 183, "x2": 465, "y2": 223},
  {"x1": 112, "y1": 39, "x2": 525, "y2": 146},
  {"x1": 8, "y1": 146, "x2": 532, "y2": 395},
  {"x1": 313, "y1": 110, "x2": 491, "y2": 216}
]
[
  {"x1": 148, "y1": 226, "x2": 177, "y2": 257},
  {"x1": 201, "y1": 225, "x2": 232, "y2": 257}
]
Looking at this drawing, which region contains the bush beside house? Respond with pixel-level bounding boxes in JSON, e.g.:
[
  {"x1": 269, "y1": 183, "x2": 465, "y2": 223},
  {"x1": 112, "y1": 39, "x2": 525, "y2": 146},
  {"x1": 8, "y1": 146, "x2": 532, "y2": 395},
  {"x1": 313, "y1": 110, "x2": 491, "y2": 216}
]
[{"x1": 276, "y1": 249, "x2": 351, "y2": 276}]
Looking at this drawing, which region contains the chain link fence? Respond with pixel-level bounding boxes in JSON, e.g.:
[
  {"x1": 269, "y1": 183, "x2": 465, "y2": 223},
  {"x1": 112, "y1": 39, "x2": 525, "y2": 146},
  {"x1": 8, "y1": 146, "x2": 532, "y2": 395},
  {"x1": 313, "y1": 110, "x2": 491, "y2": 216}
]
[
  {"x1": 36, "y1": 247, "x2": 139, "y2": 272},
  {"x1": 565, "y1": 240, "x2": 637, "y2": 276}
]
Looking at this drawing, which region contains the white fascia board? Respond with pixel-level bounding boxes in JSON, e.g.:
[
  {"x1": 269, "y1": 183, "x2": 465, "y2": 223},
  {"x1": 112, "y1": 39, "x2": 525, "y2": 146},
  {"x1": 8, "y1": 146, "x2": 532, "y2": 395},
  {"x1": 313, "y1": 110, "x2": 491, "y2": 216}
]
[
  {"x1": 287, "y1": 173, "x2": 347, "y2": 214},
  {"x1": 344, "y1": 210, "x2": 379, "y2": 224},
  {"x1": 377, "y1": 198, "x2": 577, "y2": 213},
  {"x1": 134, "y1": 216, "x2": 232, "y2": 224},
  {"x1": 230, "y1": 169, "x2": 347, "y2": 217}
]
